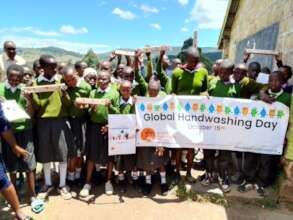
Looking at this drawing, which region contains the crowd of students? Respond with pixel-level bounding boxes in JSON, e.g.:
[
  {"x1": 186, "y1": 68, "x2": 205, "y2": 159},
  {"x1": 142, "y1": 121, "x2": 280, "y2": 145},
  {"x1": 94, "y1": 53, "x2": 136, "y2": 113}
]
[{"x1": 0, "y1": 40, "x2": 292, "y2": 220}]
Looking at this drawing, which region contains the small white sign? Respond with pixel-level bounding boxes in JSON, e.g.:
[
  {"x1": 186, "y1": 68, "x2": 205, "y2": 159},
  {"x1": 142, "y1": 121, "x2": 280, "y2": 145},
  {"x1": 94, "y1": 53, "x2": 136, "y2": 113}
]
[
  {"x1": 108, "y1": 114, "x2": 136, "y2": 156},
  {"x1": 2, "y1": 100, "x2": 30, "y2": 122}
]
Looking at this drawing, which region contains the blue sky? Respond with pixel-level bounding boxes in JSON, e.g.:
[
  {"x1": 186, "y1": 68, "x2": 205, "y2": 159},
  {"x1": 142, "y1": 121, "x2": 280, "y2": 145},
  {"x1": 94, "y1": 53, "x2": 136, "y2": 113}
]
[{"x1": 0, "y1": 0, "x2": 228, "y2": 53}]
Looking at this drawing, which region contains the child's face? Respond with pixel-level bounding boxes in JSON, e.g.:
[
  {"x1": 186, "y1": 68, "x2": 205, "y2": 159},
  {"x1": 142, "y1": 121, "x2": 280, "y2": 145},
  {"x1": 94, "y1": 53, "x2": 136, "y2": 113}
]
[
  {"x1": 279, "y1": 67, "x2": 290, "y2": 83},
  {"x1": 64, "y1": 74, "x2": 78, "y2": 88},
  {"x1": 98, "y1": 74, "x2": 110, "y2": 90},
  {"x1": 248, "y1": 65, "x2": 259, "y2": 80},
  {"x1": 219, "y1": 68, "x2": 232, "y2": 82},
  {"x1": 120, "y1": 85, "x2": 132, "y2": 99},
  {"x1": 43, "y1": 63, "x2": 57, "y2": 79},
  {"x1": 122, "y1": 72, "x2": 134, "y2": 82},
  {"x1": 233, "y1": 68, "x2": 246, "y2": 83},
  {"x1": 85, "y1": 74, "x2": 97, "y2": 87},
  {"x1": 8, "y1": 72, "x2": 21, "y2": 87},
  {"x1": 185, "y1": 55, "x2": 198, "y2": 69},
  {"x1": 269, "y1": 74, "x2": 282, "y2": 93},
  {"x1": 148, "y1": 85, "x2": 160, "y2": 97}
]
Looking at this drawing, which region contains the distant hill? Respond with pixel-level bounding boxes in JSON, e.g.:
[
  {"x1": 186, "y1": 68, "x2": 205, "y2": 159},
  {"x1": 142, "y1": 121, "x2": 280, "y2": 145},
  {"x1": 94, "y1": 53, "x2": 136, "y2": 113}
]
[{"x1": 0, "y1": 46, "x2": 221, "y2": 67}]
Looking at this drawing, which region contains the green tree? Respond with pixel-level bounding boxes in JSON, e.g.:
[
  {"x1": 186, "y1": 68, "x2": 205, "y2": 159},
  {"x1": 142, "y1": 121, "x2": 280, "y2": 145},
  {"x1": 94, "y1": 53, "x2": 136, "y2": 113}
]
[
  {"x1": 82, "y1": 49, "x2": 99, "y2": 68},
  {"x1": 177, "y1": 37, "x2": 213, "y2": 73}
]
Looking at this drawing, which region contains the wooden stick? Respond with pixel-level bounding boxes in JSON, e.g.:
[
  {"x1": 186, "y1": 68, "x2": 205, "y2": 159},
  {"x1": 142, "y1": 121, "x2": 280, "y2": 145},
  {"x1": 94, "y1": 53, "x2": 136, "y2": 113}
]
[
  {"x1": 193, "y1": 31, "x2": 198, "y2": 48},
  {"x1": 22, "y1": 84, "x2": 66, "y2": 94},
  {"x1": 143, "y1": 45, "x2": 170, "y2": 52},
  {"x1": 245, "y1": 49, "x2": 279, "y2": 56},
  {"x1": 75, "y1": 97, "x2": 108, "y2": 105},
  {"x1": 114, "y1": 50, "x2": 135, "y2": 57}
]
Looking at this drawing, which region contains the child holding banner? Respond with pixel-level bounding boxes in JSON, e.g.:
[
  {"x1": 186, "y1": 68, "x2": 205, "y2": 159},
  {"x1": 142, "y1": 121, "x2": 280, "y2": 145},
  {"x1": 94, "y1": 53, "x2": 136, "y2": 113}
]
[
  {"x1": 31, "y1": 55, "x2": 73, "y2": 200},
  {"x1": 239, "y1": 71, "x2": 291, "y2": 196},
  {"x1": 80, "y1": 71, "x2": 120, "y2": 197},
  {"x1": 207, "y1": 59, "x2": 240, "y2": 192},
  {"x1": 115, "y1": 80, "x2": 137, "y2": 193},
  {"x1": 0, "y1": 64, "x2": 41, "y2": 210},
  {"x1": 62, "y1": 66, "x2": 92, "y2": 186}
]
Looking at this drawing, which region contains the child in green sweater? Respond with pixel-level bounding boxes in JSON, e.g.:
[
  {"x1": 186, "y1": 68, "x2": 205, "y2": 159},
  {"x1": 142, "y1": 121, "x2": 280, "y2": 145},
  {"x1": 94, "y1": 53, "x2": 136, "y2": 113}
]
[
  {"x1": 62, "y1": 65, "x2": 92, "y2": 185},
  {"x1": 239, "y1": 71, "x2": 291, "y2": 197},
  {"x1": 80, "y1": 71, "x2": 120, "y2": 197},
  {"x1": 207, "y1": 59, "x2": 240, "y2": 193},
  {"x1": 0, "y1": 64, "x2": 40, "y2": 209},
  {"x1": 32, "y1": 55, "x2": 74, "y2": 200}
]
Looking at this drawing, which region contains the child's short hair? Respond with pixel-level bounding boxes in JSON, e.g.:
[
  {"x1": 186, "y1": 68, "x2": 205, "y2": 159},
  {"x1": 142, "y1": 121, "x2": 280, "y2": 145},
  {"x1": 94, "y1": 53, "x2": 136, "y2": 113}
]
[
  {"x1": 220, "y1": 59, "x2": 234, "y2": 70},
  {"x1": 281, "y1": 65, "x2": 293, "y2": 79},
  {"x1": 6, "y1": 64, "x2": 23, "y2": 76},
  {"x1": 39, "y1": 54, "x2": 56, "y2": 67},
  {"x1": 248, "y1": 62, "x2": 261, "y2": 72}
]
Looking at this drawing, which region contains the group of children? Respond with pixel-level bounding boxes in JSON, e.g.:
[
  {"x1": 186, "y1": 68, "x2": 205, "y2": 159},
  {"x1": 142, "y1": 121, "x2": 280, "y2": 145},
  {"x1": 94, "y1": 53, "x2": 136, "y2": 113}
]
[{"x1": 0, "y1": 46, "x2": 292, "y2": 218}]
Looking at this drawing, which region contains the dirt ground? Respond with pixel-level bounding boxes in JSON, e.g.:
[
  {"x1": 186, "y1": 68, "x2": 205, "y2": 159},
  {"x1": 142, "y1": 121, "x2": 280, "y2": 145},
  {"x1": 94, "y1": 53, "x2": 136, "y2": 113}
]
[{"x1": 1, "y1": 171, "x2": 293, "y2": 220}]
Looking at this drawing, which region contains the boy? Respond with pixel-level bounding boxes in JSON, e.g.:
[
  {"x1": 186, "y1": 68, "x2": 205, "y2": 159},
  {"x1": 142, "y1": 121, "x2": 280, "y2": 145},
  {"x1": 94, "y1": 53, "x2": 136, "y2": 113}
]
[
  {"x1": 115, "y1": 80, "x2": 136, "y2": 193},
  {"x1": 279, "y1": 65, "x2": 293, "y2": 94},
  {"x1": 0, "y1": 64, "x2": 40, "y2": 209},
  {"x1": 79, "y1": 71, "x2": 120, "y2": 197},
  {"x1": 31, "y1": 55, "x2": 73, "y2": 200},
  {"x1": 21, "y1": 65, "x2": 35, "y2": 86},
  {"x1": 0, "y1": 106, "x2": 32, "y2": 220},
  {"x1": 74, "y1": 61, "x2": 88, "y2": 78},
  {"x1": 239, "y1": 71, "x2": 291, "y2": 196},
  {"x1": 156, "y1": 49, "x2": 172, "y2": 94},
  {"x1": 83, "y1": 67, "x2": 97, "y2": 90},
  {"x1": 207, "y1": 59, "x2": 240, "y2": 192},
  {"x1": 62, "y1": 65, "x2": 92, "y2": 185}
]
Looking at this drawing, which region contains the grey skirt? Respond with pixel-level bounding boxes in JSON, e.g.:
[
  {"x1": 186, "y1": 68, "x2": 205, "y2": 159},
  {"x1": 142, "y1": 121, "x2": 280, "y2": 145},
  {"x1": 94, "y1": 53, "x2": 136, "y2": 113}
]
[
  {"x1": 136, "y1": 147, "x2": 169, "y2": 171},
  {"x1": 86, "y1": 122, "x2": 113, "y2": 165},
  {"x1": 2, "y1": 129, "x2": 37, "y2": 172},
  {"x1": 36, "y1": 118, "x2": 74, "y2": 163},
  {"x1": 69, "y1": 116, "x2": 87, "y2": 156}
]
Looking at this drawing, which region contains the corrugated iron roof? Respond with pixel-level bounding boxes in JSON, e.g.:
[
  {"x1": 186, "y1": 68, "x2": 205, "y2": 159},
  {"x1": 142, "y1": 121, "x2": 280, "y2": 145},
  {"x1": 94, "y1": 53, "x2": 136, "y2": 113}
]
[{"x1": 218, "y1": 0, "x2": 240, "y2": 49}]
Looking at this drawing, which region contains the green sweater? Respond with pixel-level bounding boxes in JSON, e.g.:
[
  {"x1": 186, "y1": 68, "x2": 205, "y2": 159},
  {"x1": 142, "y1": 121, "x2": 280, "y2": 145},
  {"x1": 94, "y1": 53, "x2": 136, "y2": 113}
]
[
  {"x1": 133, "y1": 69, "x2": 148, "y2": 96},
  {"x1": 156, "y1": 59, "x2": 172, "y2": 94},
  {"x1": 89, "y1": 86, "x2": 120, "y2": 123},
  {"x1": 119, "y1": 98, "x2": 135, "y2": 114},
  {"x1": 286, "y1": 93, "x2": 293, "y2": 160},
  {"x1": 238, "y1": 77, "x2": 264, "y2": 99},
  {"x1": 172, "y1": 67, "x2": 208, "y2": 95},
  {"x1": 209, "y1": 80, "x2": 240, "y2": 98},
  {"x1": 66, "y1": 80, "x2": 92, "y2": 117},
  {"x1": 0, "y1": 83, "x2": 32, "y2": 132},
  {"x1": 32, "y1": 78, "x2": 69, "y2": 118}
]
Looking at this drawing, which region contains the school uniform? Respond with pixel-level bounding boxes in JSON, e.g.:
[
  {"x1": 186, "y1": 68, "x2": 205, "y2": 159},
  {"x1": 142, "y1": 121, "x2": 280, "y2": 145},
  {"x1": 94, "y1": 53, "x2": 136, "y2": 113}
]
[
  {"x1": 31, "y1": 75, "x2": 74, "y2": 163},
  {"x1": 136, "y1": 91, "x2": 169, "y2": 171},
  {"x1": 238, "y1": 77, "x2": 264, "y2": 99},
  {"x1": 209, "y1": 80, "x2": 241, "y2": 179},
  {"x1": 243, "y1": 90, "x2": 291, "y2": 187},
  {"x1": 0, "y1": 82, "x2": 36, "y2": 172},
  {"x1": 87, "y1": 86, "x2": 119, "y2": 165},
  {"x1": 115, "y1": 97, "x2": 136, "y2": 172},
  {"x1": 156, "y1": 59, "x2": 172, "y2": 94},
  {"x1": 133, "y1": 69, "x2": 148, "y2": 96},
  {"x1": 66, "y1": 79, "x2": 92, "y2": 158}
]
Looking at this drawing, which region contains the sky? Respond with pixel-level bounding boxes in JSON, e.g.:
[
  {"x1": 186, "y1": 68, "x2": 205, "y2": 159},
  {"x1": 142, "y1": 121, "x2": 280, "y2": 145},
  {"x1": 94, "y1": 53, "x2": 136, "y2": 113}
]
[{"x1": 0, "y1": 0, "x2": 229, "y2": 53}]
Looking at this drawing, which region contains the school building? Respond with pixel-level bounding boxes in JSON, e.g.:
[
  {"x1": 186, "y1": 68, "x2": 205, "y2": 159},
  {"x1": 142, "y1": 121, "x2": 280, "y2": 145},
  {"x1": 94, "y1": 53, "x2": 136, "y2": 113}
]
[{"x1": 218, "y1": 0, "x2": 293, "y2": 70}]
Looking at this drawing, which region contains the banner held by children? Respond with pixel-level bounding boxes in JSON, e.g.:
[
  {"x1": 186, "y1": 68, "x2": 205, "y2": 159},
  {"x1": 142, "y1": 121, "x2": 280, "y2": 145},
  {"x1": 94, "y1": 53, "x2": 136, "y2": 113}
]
[
  {"x1": 135, "y1": 95, "x2": 290, "y2": 155},
  {"x1": 108, "y1": 114, "x2": 136, "y2": 156}
]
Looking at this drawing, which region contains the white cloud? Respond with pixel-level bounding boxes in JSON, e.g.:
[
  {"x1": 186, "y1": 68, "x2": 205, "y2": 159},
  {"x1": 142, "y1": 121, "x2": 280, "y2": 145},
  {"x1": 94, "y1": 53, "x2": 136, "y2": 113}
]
[
  {"x1": 185, "y1": 18, "x2": 190, "y2": 23},
  {"x1": 178, "y1": 0, "x2": 189, "y2": 6},
  {"x1": 139, "y1": 4, "x2": 159, "y2": 13},
  {"x1": 150, "y1": 23, "x2": 161, "y2": 30},
  {"x1": 0, "y1": 35, "x2": 109, "y2": 53},
  {"x1": 112, "y1": 8, "x2": 136, "y2": 20},
  {"x1": 0, "y1": 27, "x2": 60, "y2": 37},
  {"x1": 181, "y1": 27, "x2": 189, "y2": 32},
  {"x1": 190, "y1": 0, "x2": 228, "y2": 29},
  {"x1": 60, "y1": 25, "x2": 88, "y2": 35}
]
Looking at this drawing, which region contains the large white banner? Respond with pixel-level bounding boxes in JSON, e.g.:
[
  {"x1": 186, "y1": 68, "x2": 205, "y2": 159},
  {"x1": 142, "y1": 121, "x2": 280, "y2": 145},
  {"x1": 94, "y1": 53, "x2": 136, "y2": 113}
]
[
  {"x1": 135, "y1": 95, "x2": 290, "y2": 155},
  {"x1": 108, "y1": 114, "x2": 136, "y2": 156}
]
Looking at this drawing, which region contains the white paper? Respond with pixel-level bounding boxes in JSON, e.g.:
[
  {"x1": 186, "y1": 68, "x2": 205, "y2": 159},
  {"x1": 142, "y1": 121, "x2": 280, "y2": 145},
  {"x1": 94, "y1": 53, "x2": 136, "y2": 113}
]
[
  {"x1": 2, "y1": 100, "x2": 30, "y2": 122},
  {"x1": 108, "y1": 114, "x2": 136, "y2": 156},
  {"x1": 256, "y1": 73, "x2": 269, "y2": 84}
]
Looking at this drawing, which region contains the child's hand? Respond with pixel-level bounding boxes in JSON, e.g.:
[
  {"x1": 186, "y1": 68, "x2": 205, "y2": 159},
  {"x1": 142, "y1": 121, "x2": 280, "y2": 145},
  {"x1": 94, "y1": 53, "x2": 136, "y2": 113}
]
[
  {"x1": 155, "y1": 147, "x2": 165, "y2": 157},
  {"x1": 90, "y1": 104, "x2": 97, "y2": 111},
  {"x1": 275, "y1": 52, "x2": 282, "y2": 62},
  {"x1": 160, "y1": 49, "x2": 166, "y2": 58},
  {"x1": 104, "y1": 99, "x2": 111, "y2": 108},
  {"x1": 23, "y1": 92, "x2": 33, "y2": 102},
  {"x1": 12, "y1": 145, "x2": 30, "y2": 158},
  {"x1": 132, "y1": 96, "x2": 137, "y2": 104},
  {"x1": 101, "y1": 125, "x2": 108, "y2": 134},
  {"x1": 260, "y1": 90, "x2": 275, "y2": 104},
  {"x1": 243, "y1": 51, "x2": 251, "y2": 62}
]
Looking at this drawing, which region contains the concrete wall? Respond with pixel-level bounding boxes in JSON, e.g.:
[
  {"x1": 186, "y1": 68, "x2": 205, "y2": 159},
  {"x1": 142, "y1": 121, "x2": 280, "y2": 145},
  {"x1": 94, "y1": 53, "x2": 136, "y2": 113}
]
[{"x1": 223, "y1": 0, "x2": 293, "y2": 69}]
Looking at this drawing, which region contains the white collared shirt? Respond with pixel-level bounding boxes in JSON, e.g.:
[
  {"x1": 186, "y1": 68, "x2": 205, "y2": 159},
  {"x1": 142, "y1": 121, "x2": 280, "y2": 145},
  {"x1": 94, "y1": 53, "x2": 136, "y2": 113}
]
[
  {"x1": 120, "y1": 97, "x2": 133, "y2": 106},
  {"x1": 76, "y1": 78, "x2": 82, "y2": 87},
  {"x1": 37, "y1": 74, "x2": 57, "y2": 83},
  {"x1": 5, "y1": 81, "x2": 21, "y2": 93},
  {"x1": 97, "y1": 86, "x2": 111, "y2": 94},
  {"x1": 268, "y1": 89, "x2": 284, "y2": 99},
  {"x1": 0, "y1": 53, "x2": 26, "y2": 82}
]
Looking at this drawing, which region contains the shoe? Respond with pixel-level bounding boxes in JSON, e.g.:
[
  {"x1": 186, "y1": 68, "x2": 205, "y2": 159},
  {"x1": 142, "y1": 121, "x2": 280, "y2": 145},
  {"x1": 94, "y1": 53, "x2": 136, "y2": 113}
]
[
  {"x1": 37, "y1": 185, "x2": 54, "y2": 199},
  {"x1": 142, "y1": 183, "x2": 152, "y2": 196},
  {"x1": 79, "y1": 184, "x2": 91, "y2": 197},
  {"x1": 160, "y1": 183, "x2": 169, "y2": 196},
  {"x1": 186, "y1": 173, "x2": 196, "y2": 183},
  {"x1": 118, "y1": 179, "x2": 127, "y2": 193},
  {"x1": 255, "y1": 184, "x2": 265, "y2": 197},
  {"x1": 105, "y1": 181, "x2": 114, "y2": 195},
  {"x1": 58, "y1": 186, "x2": 72, "y2": 200},
  {"x1": 238, "y1": 181, "x2": 253, "y2": 193},
  {"x1": 200, "y1": 173, "x2": 211, "y2": 186},
  {"x1": 219, "y1": 176, "x2": 231, "y2": 193}
]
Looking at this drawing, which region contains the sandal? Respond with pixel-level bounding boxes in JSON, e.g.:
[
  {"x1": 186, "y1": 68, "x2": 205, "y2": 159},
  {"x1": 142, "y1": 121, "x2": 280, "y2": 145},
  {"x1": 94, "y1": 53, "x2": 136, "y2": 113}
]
[{"x1": 31, "y1": 198, "x2": 45, "y2": 214}]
